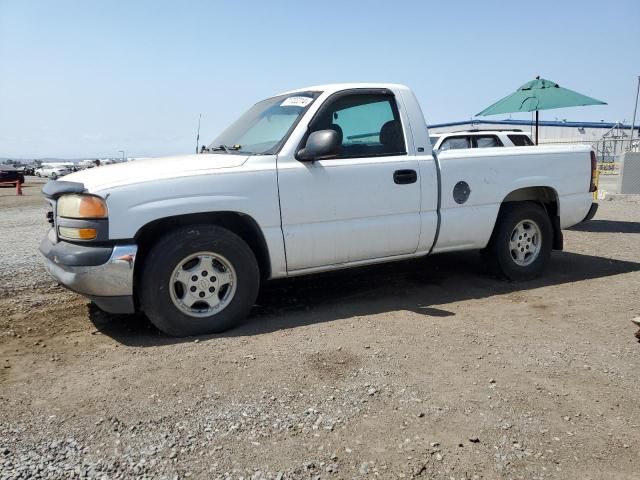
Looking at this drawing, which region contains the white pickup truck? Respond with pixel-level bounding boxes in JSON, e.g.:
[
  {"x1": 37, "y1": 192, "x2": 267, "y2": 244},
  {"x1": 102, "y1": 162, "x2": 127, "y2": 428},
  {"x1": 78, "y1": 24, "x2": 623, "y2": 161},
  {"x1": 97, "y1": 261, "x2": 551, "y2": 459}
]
[{"x1": 40, "y1": 83, "x2": 598, "y2": 336}]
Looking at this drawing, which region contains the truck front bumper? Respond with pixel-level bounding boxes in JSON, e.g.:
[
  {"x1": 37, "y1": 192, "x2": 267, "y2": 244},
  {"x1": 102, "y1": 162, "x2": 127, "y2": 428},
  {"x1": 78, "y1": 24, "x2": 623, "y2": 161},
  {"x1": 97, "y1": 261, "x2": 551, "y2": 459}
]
[{"x1": 39, "y1": 229, "x2": 137, "y2": 314}]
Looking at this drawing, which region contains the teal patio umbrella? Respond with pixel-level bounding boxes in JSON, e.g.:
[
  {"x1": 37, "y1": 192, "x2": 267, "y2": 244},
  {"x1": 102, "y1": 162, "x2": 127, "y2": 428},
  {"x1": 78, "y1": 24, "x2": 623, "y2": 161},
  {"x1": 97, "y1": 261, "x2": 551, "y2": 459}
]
[{"x1": 476, "y1": 76, "x2": 606, "y2": 144}]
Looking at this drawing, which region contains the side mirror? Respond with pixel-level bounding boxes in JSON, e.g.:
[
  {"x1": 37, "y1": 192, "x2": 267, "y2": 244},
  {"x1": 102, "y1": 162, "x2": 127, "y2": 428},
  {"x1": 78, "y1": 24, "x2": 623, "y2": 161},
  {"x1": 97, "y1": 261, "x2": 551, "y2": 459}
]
[{"x1": 297, "y1": 129, "x2": 339, "y2": 161}]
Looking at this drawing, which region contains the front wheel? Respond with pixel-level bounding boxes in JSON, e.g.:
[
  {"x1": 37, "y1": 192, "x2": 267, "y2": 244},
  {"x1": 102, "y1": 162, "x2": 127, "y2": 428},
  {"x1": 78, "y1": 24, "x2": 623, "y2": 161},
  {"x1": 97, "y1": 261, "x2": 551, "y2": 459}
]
[
  {"x1": 485, "y1": 202, "x2": 553, "y2": 281},
  {"x1": 139, "y1": 225, "x2": 260, "y2": 337}
]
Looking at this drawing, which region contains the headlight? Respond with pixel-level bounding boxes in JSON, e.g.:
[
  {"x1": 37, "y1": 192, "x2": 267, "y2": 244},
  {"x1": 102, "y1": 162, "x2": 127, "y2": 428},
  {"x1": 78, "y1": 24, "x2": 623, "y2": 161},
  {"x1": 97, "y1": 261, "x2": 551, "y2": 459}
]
[{"x1": 57, "y1": 194, "x2": 108, "y2": 219}]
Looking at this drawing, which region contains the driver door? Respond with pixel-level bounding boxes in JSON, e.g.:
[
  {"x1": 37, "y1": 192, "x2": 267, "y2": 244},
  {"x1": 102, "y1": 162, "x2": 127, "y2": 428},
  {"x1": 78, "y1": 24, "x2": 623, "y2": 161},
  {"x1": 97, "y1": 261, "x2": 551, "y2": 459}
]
[{"x1": 277, "y1": 90, "x2": 421, "y2": 272}]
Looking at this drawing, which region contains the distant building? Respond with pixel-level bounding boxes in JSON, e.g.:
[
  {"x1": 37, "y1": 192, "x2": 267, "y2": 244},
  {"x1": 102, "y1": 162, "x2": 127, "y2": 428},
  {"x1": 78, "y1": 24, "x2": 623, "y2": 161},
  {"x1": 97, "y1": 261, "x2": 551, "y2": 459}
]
[{"x1": 428, "y1": 119, "x2": 638, "y2": 161}]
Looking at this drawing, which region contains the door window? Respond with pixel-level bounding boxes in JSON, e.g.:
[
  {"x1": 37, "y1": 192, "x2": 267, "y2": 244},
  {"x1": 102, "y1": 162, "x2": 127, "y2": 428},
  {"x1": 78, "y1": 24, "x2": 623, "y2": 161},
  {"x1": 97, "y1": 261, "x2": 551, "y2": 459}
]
[
  {"x1": 473, "y1": 135, "x2": 503, "y2": 148},
  {"x1": 440, "y1": 136, "x2": 470, "y2": 150},
  {"x1": 507, "y1": 134, "x2": 534, "y2": 146},
  {"x1": 309, "y1": 93, "x2": 406, "y2": 158}
]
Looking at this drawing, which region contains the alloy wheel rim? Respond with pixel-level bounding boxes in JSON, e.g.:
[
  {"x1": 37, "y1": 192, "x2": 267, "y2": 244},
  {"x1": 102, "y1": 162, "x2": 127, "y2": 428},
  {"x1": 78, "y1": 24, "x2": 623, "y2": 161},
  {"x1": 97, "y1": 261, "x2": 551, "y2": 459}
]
[
  {"x1": 509, "y1": 219, "x2": 542, "y2": 267},
  {"x1": 169, "y1": 251, "x2": 237, "y2": 318}
]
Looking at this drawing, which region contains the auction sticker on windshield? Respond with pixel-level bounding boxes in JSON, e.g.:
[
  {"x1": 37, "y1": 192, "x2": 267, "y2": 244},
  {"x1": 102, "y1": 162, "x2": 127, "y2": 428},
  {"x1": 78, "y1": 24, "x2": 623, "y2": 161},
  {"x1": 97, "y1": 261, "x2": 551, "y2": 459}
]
[{"x1": 281, "y1": 96, "x2": 313, "y2": 107}]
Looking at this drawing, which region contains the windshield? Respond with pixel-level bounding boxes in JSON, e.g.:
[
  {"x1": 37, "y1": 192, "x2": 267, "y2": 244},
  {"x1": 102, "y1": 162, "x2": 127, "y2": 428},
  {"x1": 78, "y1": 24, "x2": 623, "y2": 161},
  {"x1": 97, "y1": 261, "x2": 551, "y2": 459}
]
[{"x1": 208, "y1": 91, "x2": 320, "y2": 155}]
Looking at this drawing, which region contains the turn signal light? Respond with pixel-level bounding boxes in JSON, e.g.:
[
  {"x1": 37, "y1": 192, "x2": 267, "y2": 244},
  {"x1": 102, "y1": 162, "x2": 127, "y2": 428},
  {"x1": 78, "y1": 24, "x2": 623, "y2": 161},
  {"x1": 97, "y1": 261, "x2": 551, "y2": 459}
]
[{"x1": 58, "y1": 226, "x2": 97, "y2": 240}]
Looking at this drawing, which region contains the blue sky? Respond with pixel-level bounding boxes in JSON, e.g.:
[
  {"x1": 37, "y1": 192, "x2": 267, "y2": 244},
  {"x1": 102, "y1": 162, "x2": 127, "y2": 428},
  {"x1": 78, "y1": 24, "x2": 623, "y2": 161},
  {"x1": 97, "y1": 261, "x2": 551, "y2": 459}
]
[{"x1": 1, "y1": 0, "x2": 639, "y2": 159}]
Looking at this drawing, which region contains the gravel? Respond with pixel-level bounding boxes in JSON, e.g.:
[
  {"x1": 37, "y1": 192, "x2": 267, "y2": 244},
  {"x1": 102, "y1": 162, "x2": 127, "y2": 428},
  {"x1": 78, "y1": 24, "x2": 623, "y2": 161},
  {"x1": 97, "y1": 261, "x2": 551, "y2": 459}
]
[{"x1": 0, "y1": 203, "x2": 50, "y2": 296}]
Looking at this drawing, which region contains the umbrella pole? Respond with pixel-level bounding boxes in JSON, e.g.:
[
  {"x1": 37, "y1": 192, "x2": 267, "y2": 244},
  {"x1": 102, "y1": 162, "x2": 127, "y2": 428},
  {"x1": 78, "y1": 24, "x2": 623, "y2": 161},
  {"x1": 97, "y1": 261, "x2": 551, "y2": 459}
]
[{"x1": 535, "y1": 110, "x2": 539, "y2": 145}]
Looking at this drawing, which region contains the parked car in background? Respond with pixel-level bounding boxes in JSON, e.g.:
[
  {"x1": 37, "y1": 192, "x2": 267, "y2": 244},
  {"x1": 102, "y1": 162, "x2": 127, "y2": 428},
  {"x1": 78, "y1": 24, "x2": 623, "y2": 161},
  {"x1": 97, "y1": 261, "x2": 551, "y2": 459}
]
[
  {"x1": 430, "y1": 129, "x2": 534, "y2": 151},
  {"x1": 36, "y1": 165, "x2": 72, "y2": 179},
  {"x1": 0, "y1": 165, "x2": 25, "y2": 185},
  {"x1": 78, "y1": 159, "x2": 98, "y2": 169}
]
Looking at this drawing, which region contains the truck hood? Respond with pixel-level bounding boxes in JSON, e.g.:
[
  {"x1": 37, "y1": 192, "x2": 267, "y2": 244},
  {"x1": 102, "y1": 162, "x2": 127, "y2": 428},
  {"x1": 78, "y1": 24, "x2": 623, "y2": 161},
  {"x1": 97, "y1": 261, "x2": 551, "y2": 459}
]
[{"x1": 63, "y1": 154, "x2": 249, "y2": 191}]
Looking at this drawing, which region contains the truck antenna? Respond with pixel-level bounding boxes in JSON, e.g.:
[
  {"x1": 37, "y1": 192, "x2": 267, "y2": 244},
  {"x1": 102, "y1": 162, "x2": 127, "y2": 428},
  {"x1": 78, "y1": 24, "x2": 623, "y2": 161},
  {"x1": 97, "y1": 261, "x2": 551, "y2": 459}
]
[{"x1": 195, "y1": 113, "x2": 202, "y2": 154}]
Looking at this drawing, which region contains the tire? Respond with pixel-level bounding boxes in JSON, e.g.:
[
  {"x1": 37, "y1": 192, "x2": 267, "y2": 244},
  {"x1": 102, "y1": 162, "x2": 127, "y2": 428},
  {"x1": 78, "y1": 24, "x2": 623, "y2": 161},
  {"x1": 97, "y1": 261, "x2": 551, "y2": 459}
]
[
  {"x1": 139, "y1": 224, "x2": 260, "y2": 337},
  {"x1": 50, "y1": 173, "x2": 57, "y2": 180},
  {"x1": 485, "y1": 202, "x2": 552, "y2": 281}
]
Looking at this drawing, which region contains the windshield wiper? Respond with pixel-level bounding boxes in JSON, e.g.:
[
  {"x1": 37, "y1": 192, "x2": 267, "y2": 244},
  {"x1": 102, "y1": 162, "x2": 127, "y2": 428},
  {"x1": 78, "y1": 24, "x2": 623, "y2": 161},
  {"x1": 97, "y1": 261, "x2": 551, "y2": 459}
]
[{"x1": 210, "y1": 144, "x2": 242, "y2": 153}]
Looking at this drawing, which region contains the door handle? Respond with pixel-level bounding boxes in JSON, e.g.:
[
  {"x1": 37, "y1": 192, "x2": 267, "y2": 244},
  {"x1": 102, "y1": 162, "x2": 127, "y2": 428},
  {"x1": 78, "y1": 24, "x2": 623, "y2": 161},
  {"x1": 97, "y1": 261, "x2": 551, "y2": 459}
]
[{"x1": 393, "y1": 169, "x2": 417, "y2": 185}]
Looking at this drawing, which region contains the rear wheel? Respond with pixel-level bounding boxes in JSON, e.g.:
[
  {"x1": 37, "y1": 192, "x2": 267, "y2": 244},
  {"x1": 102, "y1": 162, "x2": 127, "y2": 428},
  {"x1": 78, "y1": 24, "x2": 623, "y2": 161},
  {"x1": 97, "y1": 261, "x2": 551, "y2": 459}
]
[
  {"x1": 140, "y1": 225, "x2": 260, "y2": 337},
  {"x1": 486, "y1": 202, "x2": 552, "y2": 281}
]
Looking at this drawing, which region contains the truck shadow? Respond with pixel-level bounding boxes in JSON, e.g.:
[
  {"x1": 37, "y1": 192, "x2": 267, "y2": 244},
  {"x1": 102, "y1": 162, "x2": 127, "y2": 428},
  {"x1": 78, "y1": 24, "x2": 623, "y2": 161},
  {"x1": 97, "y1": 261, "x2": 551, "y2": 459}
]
[
  {"x1": 88, "y1": 250, "x2": 640, "y2": 347},
  {"x1": 569, "y1": 220, "x2": 640, "y2": 234}
]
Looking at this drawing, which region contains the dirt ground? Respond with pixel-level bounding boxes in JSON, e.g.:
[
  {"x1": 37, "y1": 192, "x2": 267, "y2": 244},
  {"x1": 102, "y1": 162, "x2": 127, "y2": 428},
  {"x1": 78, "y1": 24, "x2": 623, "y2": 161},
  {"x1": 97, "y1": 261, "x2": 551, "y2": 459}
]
[{"x1": 1, "y1": 181, "x2": 639, "y2": 479}]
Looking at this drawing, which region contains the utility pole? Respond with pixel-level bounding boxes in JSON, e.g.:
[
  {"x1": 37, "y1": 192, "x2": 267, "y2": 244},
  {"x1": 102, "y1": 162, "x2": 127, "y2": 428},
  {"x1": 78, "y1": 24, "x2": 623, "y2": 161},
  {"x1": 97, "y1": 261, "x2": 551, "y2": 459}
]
[
  {"x1": 195, "y1": 113, "x2": 202, "y2": 154},
  {"x1": 631, "y1": 76, "x2": 640, "y2": 146}
]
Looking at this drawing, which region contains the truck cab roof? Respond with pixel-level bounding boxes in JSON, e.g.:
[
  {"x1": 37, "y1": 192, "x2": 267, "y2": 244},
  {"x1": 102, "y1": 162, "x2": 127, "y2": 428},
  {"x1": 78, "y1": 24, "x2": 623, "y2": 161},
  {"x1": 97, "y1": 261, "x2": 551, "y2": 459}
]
[{"x1": 281, "y1": 83, "x2": 411, "y2": 96}]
